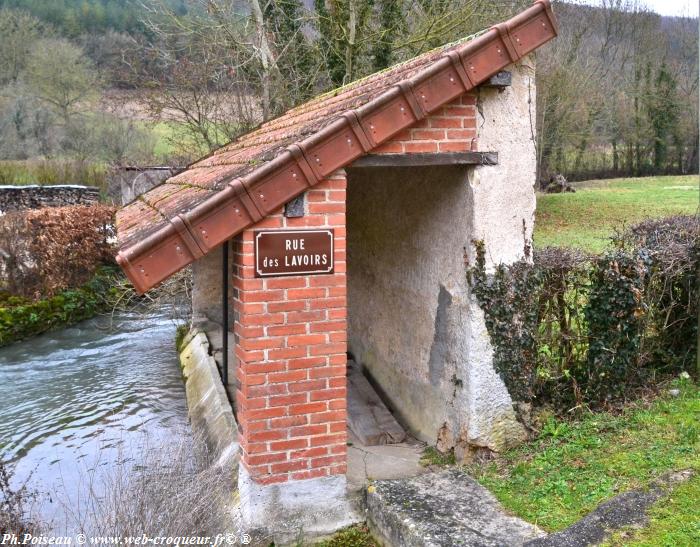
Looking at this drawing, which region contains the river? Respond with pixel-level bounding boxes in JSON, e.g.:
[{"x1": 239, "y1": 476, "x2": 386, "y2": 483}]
[{"x1": 0, "y1": 308, "x2": 191, "y2": 532}]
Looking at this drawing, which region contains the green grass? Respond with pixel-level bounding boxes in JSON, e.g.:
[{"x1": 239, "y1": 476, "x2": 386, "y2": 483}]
[
  {"x1": 420, "y1": 446, "x2": 456, "y2": 467},
  {"x1": 315, "y1": 524, "x2": 377, "y2": 546},
  {"x1": 466, "y1": 379, "x2": 699, "y2": 533},
  {"x1": 534, "y1": 175, "x2": 699, "y2": 252}
]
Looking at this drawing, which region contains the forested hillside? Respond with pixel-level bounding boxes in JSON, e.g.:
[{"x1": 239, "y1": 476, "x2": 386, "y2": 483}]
[{"x1": 0, "y1": 0, "x2": 696, "y2": 181}]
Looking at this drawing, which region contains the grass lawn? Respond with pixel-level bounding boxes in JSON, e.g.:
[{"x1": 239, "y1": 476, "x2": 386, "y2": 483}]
[
  {"x1": 466, "y1": 378, "x2": 699, "y2": 539},
  {"x1": 534, "y1": 175, "x2": 699, "y2": 252}
]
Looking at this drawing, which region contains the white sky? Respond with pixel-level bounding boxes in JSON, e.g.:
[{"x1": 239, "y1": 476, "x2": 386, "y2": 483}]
[{"x1": 576, "y1": 0, "x2": 699, "y2": 17}]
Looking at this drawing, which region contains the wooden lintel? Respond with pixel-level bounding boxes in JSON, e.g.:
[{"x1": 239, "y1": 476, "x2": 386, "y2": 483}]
[{"x1": 351, "y1": 151, "x2": 498, "y2": 168}]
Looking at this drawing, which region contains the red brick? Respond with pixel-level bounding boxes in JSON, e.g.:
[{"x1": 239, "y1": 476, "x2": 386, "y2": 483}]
[
  {"x1": 269, "y1": 438, "x2": 308, "y2": 451},
  {"x1": 309, "y1": 433, "x2": 346, "y2": 447},
  {"x1": 236, "y1": 302, "x2": 265, "y2": 315},
  {"x1": 404, "y1": 141, "x2": 438, "y2": 153},
  {"x1": 287, "y1": 310, "x2": 327, "y2": 323},
  {"x1": 267, "y1": 323, "x2": 306, "y2": 336},
  {"x1": 248, "y1": 361, "x2": 286, "y2": 373},
  {"x1": 429, "y1": 117, "x2": 462, "y2": 128},
  {"x1": 446, "y1": 129, "x2": 476, "y2": 140},
  {"x1": 329, "y1": 398, "x2": 346, "y2": 410},
  {"x1": 329, "y1": 421, "x2": 347, "y2": 433},
  {"x1": 310, "y1": 455, "x2": 346, "y2": 468},
  {"x1": 309, "y1": 342, "x2": 346, "y2": 356},
  {"x1": 444, "y1": 105, "x2": 475, "y2": 116},
  {"x1": 309, "y1": 410, "x2": 347, "y2": 423},
  {"x1": 240, "y1": 289, "x2": 285, "y2": 303},
  {"x1": 411, "y1": 129, "x2": 446, "y2": 140},
  {"x1": 290, "y1": 446, "x2": 328, "y2": 459},
  {"x1": 247, "y1": 452, "x2": 288, "y2": 466},
  {"x1": 289, "y1": 379, "x2": 327, "y2": 392},
  {"x1": 249, "y1": 429, "x2": 287, "y2": 442},
  {"x1": 309, "y1": 275, "x2": 345, "y2": 287},
  {"x1": 271, "y1": 460, "x2": 309, "y2": 474},
  {"x1": 306, "y1": 190, "x2": 328, "y2": 202},
  {"x1": 289, "y1": 401, "x2": 327, "y2": 415},
  {"x1": 329, "y1": 463, "x2": 347, "y2": 475},
  {"x1": 310, "y1": 320, "x2": 346, "y2": 333},
  {"x1": 269, "y1": 393, "x2": 308, "y2": 407},
  {"x1": 308, "y1": 202, "x2": 345, "y2": 214},
  {"x1": 245, "y1": 313, "x2": 286, "y2": 325},
  {"x1": 329, "y1": 331, "x2": 347, "y2": 343},
  {"x1": 247, "y1": 383, "x2": 288, "y2": 398},
  {"x1": 374, "y1": 142, "x2": 404, "y2": 154},
  {"x1": 439, "y1": 141, "x2": 469, "y2": 152},
  {"x1": 310, "y1": 388, "x2": 347, "y2": 402},
  {"x1": 290, "y1": 424, "x2": 327, "y2": 437},
  {"x1": 256, "y1": 474, "x2": 289, "y2": 485},
  {"x1": 309, "y1": 365, "x2": 346, "y2": 379},
  {"x1": 239, "y1": 336, "x2": 285, "y2": 351},
  {"x1": 288, "y1": 357, "x2": 326, "y2": 370},
  {"x1": 264, "y1": 277, "x2": 307, "y2": 289},
  {"x1": 287, "y1": 333, "x2": 327, "y2": 347},
  {"x1": 247, "y1": 406, "x2": 287, "y2": 420},
  {"x1": 287, "y1": 287, "x2": 326, "y2": 300},
  {"x1": 268, "y1": 346, "x2": 307, "y2": 360},
  {"x1": 290, "y1": 468, "x2": 329, "y2": 481},
  {"x1": 268, "y1": 370, "x2": 307, "y2": 384},
  {"x1": 309, "y1": 298, "x2": 345, "y2": 310},
  {"x1": 270, "y1": 415, "x2": 308, "y2": 428},
  {"x1": 267, "y1": 300, "x2": 307, "y2": 313}
]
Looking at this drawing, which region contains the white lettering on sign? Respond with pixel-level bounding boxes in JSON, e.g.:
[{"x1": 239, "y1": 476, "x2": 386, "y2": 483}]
[
  {"x1": 285, "y1": 238, "x2": 306, "y2": 251},
  {"x1": 254, "y1": 229, "x2": 334, "y2": 277}
]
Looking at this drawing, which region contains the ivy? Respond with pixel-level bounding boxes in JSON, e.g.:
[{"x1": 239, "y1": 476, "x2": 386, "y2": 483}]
[
  {"x1": 0, "y1": 266, "x2": 121, "y2": 347},
  {"x1": 467, "y1": 215, "x2": 698, "y2": 417}
]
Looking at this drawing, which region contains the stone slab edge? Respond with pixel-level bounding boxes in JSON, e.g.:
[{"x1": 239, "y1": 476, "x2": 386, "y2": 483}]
[
  {"x1": 178, "y1": 327, "x2": 240, "y2": 468},
  {"x1": 525, "y1": 469, "x2": 695, "y2": 547}
]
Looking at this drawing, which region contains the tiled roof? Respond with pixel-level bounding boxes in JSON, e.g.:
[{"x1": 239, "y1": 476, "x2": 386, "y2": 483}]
[{"x1": 116, "y1": 0, "x2": 557, "y2": 293}]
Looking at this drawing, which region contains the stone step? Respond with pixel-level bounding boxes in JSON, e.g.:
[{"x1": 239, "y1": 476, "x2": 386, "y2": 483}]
[
  {"x1": 347, "y1": 360, "x2": 407, "y2": 446},
  {"x1": 367, "y1": 469, "x2": 545, "y2": 547}
]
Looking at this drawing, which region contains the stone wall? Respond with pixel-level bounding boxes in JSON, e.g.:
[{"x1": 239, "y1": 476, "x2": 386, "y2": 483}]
[{"x1": 0, "y1": 185, "x2": 100, "y2": 213}]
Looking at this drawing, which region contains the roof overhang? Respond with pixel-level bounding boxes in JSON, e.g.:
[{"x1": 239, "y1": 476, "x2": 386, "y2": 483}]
[{"x1": 116, "y1": 0, "x2": 558, "y2": 294}]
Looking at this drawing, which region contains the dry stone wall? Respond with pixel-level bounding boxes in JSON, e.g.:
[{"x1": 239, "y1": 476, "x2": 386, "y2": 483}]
[{"x1": 0, "y1": 185, "x2": 100, "y2": 213}]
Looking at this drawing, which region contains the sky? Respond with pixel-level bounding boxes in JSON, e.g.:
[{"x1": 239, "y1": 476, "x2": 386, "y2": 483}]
[{"x1": 578, "y1": 0, "x2": 699, "y2": 17}]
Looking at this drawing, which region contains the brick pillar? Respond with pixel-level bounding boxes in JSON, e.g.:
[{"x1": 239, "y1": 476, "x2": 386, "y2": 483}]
[{"x1": 232, "y1": 170, "x2": 353, "y2": 534}]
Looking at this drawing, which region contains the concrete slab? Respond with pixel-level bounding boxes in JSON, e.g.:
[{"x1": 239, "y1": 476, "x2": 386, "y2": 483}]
[
  {"x1": 347, "y1": 430, "x2": 425, "y2": 492},
  {"x1": 367, "y1": 469, "x2": 545, "y2": 547}
]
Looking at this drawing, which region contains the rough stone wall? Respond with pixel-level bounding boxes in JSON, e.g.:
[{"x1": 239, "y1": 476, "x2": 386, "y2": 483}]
[
  {"x1": 461, "y1": 58, "x2": 537, "y2": 450},
  {"x1": 346, "y1": 60, "x2": 535, "y2": 455},
  {"x1": 232, "y1": 171, "x2": 348, "y2": 486},
  {"x1": 0, "y1": 185, "x2": 100, "y2": 212}
]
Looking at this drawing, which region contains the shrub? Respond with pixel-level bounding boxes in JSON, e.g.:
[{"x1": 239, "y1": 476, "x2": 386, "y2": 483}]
[
  {"x1": 0, "y1": 204, "x2": 115, "y2": 300},
  {"x1": 468, "y1": 215, "x2": 698, "y2": 416},
  {"x1": 0, "y1": 461, "x2": 39, "y2": 536}
]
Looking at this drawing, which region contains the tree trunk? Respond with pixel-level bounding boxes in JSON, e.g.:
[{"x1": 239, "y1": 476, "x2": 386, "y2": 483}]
[
  {"x1": 249, "y1": 0, "x2": 277, "y2": 120},
  {"x1": 344, "y1": 0, "x2": 357, "y2": 85}
]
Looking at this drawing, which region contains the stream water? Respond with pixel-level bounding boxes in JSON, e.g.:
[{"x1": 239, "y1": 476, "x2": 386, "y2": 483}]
[{"x1": 0, "y1": 308, "x2": 191, "y2": 531}]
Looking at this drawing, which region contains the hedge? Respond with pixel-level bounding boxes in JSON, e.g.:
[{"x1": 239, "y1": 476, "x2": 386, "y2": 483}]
[{"x1": 468, "y1": 215, "x2": 698, "y2": 416}]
